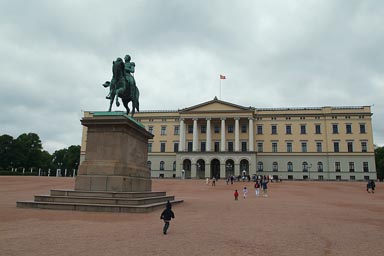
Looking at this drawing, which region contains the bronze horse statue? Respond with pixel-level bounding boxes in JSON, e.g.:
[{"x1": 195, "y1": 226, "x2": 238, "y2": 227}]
[{"x1": 103, "y1": 57, "x2": 140, "y2": 116}]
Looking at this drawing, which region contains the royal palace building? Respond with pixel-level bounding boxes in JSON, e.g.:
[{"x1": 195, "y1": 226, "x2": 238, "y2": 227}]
[{"x1": 81, "y1": 97, "x2": 377, "y2": 181}]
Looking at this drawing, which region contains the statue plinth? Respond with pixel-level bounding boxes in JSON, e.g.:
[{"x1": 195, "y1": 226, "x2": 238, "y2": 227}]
[{"x1": 75, "y1": 112, "x2": 154, "y2": 192}]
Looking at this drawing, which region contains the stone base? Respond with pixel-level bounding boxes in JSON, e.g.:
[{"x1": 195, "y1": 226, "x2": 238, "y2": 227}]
[{"x1": 75, "y1": 175, "x2": 151, "y2": 192}]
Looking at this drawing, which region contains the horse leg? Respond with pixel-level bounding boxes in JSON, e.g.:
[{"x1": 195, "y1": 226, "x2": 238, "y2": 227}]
[
  {"x1": 108, "y1": 93, "x2": 115, "y2": 112},
  {"x1": 123, "y1": 98, "x2": 130, "y2": 115}
]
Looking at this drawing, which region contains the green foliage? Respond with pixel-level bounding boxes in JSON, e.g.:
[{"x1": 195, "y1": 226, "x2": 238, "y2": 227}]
[
  {"x1": 0, "y1": 132, "x2": 80, "y2": 175},
  {"x1": 375, "y1": 145, "x2": 384, "y2": 181}
]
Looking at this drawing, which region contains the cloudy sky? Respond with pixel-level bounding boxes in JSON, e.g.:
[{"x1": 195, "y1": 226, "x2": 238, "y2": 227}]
[{"x1": 0, "y1": 0, "x2": 383, "y2": 153}]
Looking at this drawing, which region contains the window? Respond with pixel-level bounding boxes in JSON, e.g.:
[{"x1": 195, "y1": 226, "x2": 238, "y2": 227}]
[
  {"x1": 334, "y1": 142, "x2": 340, "y2": 152},
  {"x1": 148, "y1": 143, "x2": 152, "y2": 153},
  {"x1": 346, "y1": 124, "x2": 352, "y2": 134},
  {"x1": 347, "y1": 142, "x2": 353, "y2": 152},
  {"x1": 187, "y1": 142, "x2": 193, "y2": 152},
  {"x1": 363, "y1": 162, "x2": 369, "y2": 172},
  {"x1": 160, "y1": 142, "x2": 166, "y2": 152},
  {"x1": 315, "y1": 124, "x2": 321, "y2": 134},
  {"x1": 174, "y1": 126, "x2": 179, "y2": 135},
  {"x1": 201, "y1": 125, "x2": 206, "y2": 134},
  {"x1": 241, "y1": 124, "x2": 247, "y2": 133},
  {"x1": 350, "y1": 176, "x2": 355, "y2": 181},
  {"x1": 271, "y1": 125, "x2": 277, "y2": 134},
  {"x1": 214, "y1": 142, "x2": 220, "y2": 152},
  {"x1": 228, "y1": 124, "x2": 234, "y2": 133},
  {"x1": 286, "y1": 125, "x2": 292, "y2": 134},
  {"x1": 317, "y1": 162, "x2": 323, "y2": 172},
  {"x1": 300, "y1": 125, "x2": 306, "y2": 134},
  {"x1": 160, "y1": 161, "x2": 165, "y2": 171},
  {"x1": 161, "y1": 126, "x2": 167, "y2": 135},
  {"x1": 173, "y1": 161, "x2": 176, "y2": 171},
  {"x1": 214, "y1": 124, "x2": 220, "y2": 133},
  {"x1": 201, "y1": 142, "x2": 206, "y2": 152},
  {"x1": 361, "y1": 141, "x2": 367, "y2": 152},
  {"x1": 188, "y1": 125, "x2": 193, "y2": 134},
  {"x1": 148, "y1": 126, "x2": 154, "y2": 134},
  {"x1": 257, "y1": 125, "x2": 263, "y2": 134},
  {"x1": 228, "y1": 141, "x2": 234, "y2": 152},
  {"x1": 286, "y1": 142, "x2": 292, "y2": 153},
  {"x1": 360, "y1": 124, "x2": 366, "y2": 133},
  {"x1": 287, "y1": 162, "x2": 293, "y2": 172},
  {"x1": 272, "y1": 142, "x2": 278, "y2": 153},
  {"x1": 302, "y1": 162, "x2": 308, "y2": 172},
  {"x1": 301, "y1": 142, "x2": 307, "y2": 153},
  {"x1": 241, "y1": 142, "x2": 247, "y2": 152},
  {"x1": 257, "y1": 161, "x2": 263, "y2": 172},
  {"x1": 349, "y1": 162, "x2": 355, "y2": 172},
  {"x1": 272, "y1": 162, "x2": 278, "y2": 172},
  {"x1": 257, "y1": 142, "x2": 263, "y2": 152},
  {"x1": 332, "y1": 124, "x2": 338, "y2": 134},
  {"x1": 147, "y1": 161, "x2": 151, "y2": 170},
  {"x1": 316, "y1": 142, "x2": 322, "y2": 152},
  {"x1": 173, "y1": 142, "x2": 179, "y2": 152},
  {"x1": 335, "y1": 162, "x2": 341, "y2": 172}
]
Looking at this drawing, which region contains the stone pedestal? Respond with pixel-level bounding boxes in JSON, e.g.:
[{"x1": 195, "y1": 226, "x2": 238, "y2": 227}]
[{"x1": 75, "y1": 112, "x2": 154, "y2": 192}]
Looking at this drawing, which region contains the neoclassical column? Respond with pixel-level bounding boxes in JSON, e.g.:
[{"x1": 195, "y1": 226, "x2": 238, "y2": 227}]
[
  {"x1": 192, "y1": 118, "x2": 198, "y2": 151},
  {"x1": 235, "y1": 117, "x2": 240, "y2": 151},
  {"x1": 206, "y1": 118, "x2": 211, "y2": 151},
  {"x1": 248, "y1": 117, "x2": 254, "y2": 151},
  {"x1": 220, "y1": 118, "x2": 226, "y2": 151},
  {"x1": 179, "y1": 118, "x2": 185, "y2": 151}
]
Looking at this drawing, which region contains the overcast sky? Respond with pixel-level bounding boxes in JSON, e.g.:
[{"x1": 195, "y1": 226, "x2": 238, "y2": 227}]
[{"x1": 0, "y1": 0, "x2": 383, "y2": 153}]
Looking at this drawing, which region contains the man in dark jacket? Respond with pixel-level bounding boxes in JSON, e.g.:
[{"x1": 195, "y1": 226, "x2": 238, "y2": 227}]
[{"x1": 160, "y1": 201, "x2": 175, "y2": 235}]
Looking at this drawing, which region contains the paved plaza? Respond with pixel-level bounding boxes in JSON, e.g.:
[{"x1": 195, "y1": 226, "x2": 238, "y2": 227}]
[{"x1": 1, "y1": 177, "x2": 383, "y2": 256}]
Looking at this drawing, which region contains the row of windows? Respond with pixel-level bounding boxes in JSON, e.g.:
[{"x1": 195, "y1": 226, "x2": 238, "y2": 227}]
[
  {"x1": 146, "y1": 160, "x2": 370, "y2": 173},
  {"x1": 148, "y1": 123, "x2": 367, "y2": 136},
  {"x1": 149, "y1": 141, "x2": 368, "y2": 153},
  {"x1": 138, "y1": 115, "x2": 366, "y2": 123},
  {"x1": 257, "y1": 161, "x2": 370, "y2": 172},
  {"x1": 147, "y1": 160, "x2": 176, "y2": 171}
]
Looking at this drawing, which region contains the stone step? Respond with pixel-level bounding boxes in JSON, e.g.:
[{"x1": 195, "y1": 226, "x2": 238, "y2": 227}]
[
  {"x1": 16, "y1": 199, "x2": 184, "y2": 213},
  {"x1": 34, "y1": 195, "x2": 175, "y2": 205},
  {"x1": 50, "y1": 189, "x2": 166, "y2": 198}
]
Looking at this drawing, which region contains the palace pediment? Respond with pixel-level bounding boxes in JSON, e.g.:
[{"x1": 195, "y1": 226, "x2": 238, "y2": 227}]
[{"x1": 179, "y1": 97, "x2": 253, "y2": 113}]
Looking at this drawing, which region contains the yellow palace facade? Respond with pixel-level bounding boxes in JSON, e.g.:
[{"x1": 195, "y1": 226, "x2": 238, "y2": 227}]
[{"x1": 81, "y1": 97, "x2": 377, "y2": 181}]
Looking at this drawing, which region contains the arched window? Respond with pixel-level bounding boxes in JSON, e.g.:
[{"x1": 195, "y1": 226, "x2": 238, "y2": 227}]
[
  {"x1": 272, "y1": 162, "x2": 278, "y2": 172},
  {"x1": 287, "y1": 162, "x2": 293, "y2": 172},
  {"x1": 160, "y1": 161, "x2": 165, "y2": 171},
  {"x1": 302, "y1": 162, "x2": 308, "y2": 172},
  {"x1": 147, "y1": 161, "x2": 151, "y2": 170},
  {"x1": 317, "y1": 162, "x2": 323, "y2": 172},
  {"x1": 173, "y1": 161, "x2": 176, "y2": 171},
  {"x1": 257, "y1": 161, "x2": 263, "y2": 172}
]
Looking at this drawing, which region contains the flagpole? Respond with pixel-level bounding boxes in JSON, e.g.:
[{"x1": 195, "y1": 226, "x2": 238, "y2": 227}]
[{"x1": 219, "y1": 78, "x2": 221, "y2": 99}]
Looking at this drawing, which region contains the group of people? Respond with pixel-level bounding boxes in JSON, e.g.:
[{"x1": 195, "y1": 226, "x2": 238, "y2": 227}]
[{"x1": 234, "y1": 178, "x2": 270, "y2": 200}]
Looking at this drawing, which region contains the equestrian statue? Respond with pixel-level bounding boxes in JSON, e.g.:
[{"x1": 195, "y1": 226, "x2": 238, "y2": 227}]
[{"x1": 103, "y1": 54, "x2": 140, "y2": 116}]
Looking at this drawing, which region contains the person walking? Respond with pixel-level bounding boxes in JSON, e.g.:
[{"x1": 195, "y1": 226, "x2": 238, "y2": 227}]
[
  {"x1": 254, "y1": 180, "x2": 260, "y2": 197},
  {"x1": 261, "y1": 179, "x2": 269, "y2": 197},
  {"x1": 234, "y1": 189, "x2": 239, "y2": 200},
  {"x1": 243, "y1": 187, "x2": 248, "y2": 199},
  {"x1": 160, "y1": 201, "x2": 175, "y2": 235}
]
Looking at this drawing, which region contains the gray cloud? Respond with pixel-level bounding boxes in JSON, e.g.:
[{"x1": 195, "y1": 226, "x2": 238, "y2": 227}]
[{"x1": 0, "y1": 0, "x2": 383, "y2": 152}]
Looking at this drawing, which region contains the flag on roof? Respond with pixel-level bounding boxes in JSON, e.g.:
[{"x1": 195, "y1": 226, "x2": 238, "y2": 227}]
[{"x1": 220, "y1": 74, "x2": 226, "y2": 79}]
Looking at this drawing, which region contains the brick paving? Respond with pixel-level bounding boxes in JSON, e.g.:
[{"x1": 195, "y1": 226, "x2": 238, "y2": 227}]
[{"x1": 0, "y1": 176, "x2": 383, "y2": 256}]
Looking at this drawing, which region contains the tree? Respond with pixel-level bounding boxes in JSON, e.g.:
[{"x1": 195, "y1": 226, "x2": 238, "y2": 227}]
[
  {"x1": 13, "y1": 133, "x2": 43, "y2": 169},
  {"x1": 375, "y1": 145, "x2": 384, "y2": 181},
  {"x1": 0, "y1": 134, "x2": 14, "y2": 170}
]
